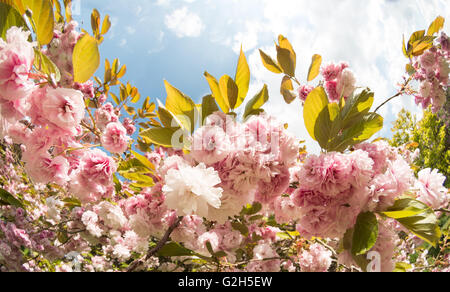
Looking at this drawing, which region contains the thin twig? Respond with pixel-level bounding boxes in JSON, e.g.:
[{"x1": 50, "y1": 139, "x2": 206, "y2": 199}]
[
  {"x1": 127, "y1": 216, "x2": 183, "y2": 272},
  {"x1": 374, "y1": 77, "x2": 412, "y2": 114}
]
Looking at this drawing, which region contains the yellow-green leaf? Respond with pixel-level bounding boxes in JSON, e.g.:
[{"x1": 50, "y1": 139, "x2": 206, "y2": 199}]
[
  {"x1": 383, "y1": 198, "x2": 441, "y2": 246},
  {"x1": 278, "y1": 35, "x2": 296, "y2": 65},
  {"x1": 101, "y1": 14, "x2": 111, "y2": 35},
  {"x1": 34, "y1": 48, "x2": 61, "y2": 82},
  {"x1": 351, "y1": 212, "x2": 378, "y2": 256},
  {"x1": 0, "y1": 2, "x2": 27, "y2": 40},
  {"x1": 158, "y1": 103, "x2": 183, "y2": 129},
  {"x1": 340, "y1": 89, "x2": 375, "y2": 130},
  {"x1": 427, "y1": 16, "x2": 445, "y2": 36},
  {"x1": 234, "y1": 46, "x2": 250, "y2": 109},
  {"x1": 204, "y1": 71, "x2": 229, "y2": 113},
  {"x1": 201, "y1": 95, "x2": 219, "y2": 124},
  {"x1": 276, "y1": 45, "x2": 296, "y2": 77},
  {"x1": 130, "y1": 150, "x2": 154, "y2": 171},
  {"x1": 91, "y1": 8, "x2": 100, "y2": 36},
  {"x1": 22, "y1": 0, "x2": 54, "y2": 45},
  {"x1": 219, "y1": 75, "x2": 239, "y2": 111},
  {"x1": 280, "y1": 75, "x2": 296, "y2": 104},
  {"x1": 73, "y1": 34, "x2": 100, "y2": 83},
  {"x1": 303, "y1": 86, "x2": 329, "y2": 143},
  {"x1": 259, "y1": 49, "x2": 282, "y2": 74},
  {"x1": 121, "y1": 172, "x2": 154, "y2": 187},
  {"x1": 164, "y1": 80, "x2": 196, "y2": 133},
  {"x1": 307, "y1": 54, "x2": 322, "y2": 82},
  {"x1": 140, "y1": 127, "x2": 181, "y2": 148},
  {"x1": 244, "y1": 84, "x2": 268, "y2": 119},
  {"x1": 382, "y1": 198, "x2": 434, "y2": 219}
]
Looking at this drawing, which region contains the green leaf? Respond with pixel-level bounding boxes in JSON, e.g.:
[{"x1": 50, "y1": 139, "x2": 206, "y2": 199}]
[
  {"x1": 382, "y1": 198, "x2": 432, "y2": 219},
  {"x1": 201, "y1": 95, "x2": 219, "y2": 124},
  {"x1": 406, "y1": 63, "x2": 416, "y2": 76},
  {"x1": 427, "y1": 16, "x2": 445, "y2": 36},
  {"x1": 164, "y1": 80, "x2": 196, "y2": 133},
  {"x1": 121, "y1": 172, "x2": 154, "y2": 187},
  {"x1": 157, "y1": 242, "x2": 195, "y2": 257},
  {"x1": 276, "y1": 45, "x2": 295, "y2": 77},
  {"x1": 402, "y1": 35, "x2": 408, "y2": 58},
  {"x1": 244, "y1": 84, "x2": 268, "y2": 119},
  {"x1": 340, "y1": 89, "x2": 375, "y2": 130},
  {"x1": 62, "y1": 197, "x2": 81, "y2": 209},
  {"x1": 118, "y1": 158, "x2": 150, "y2": 174},
  {"x1": 0, "y1": 188, "x2": 24, "y2": 209},
  {"x1": 34, "y1": 48, "x2": 61, "y2": 82},
  {"x1": 101, "y1": 14, "x2": 111, "y2": 35},
  {"x1": 280, "y1": 75, "x2": 296, "y2": 104},
  {"x1": 349, "y1": 113, "x2": 384, "y2": 143},
  {"x1": 22, "y1": 0, "x2": 54, "y2": 45},
  {"x1": 278, "y1": 35, "x2": 296, "y2": 66},
  {"x1": 0, "y1": 2, "x2": 27, "y2": 41},
  {"x1": 303, "y1": 86, "x2": 332, "y2": 147},
  {"x1": 408, "y1": 30, "x2": 425, "y2": 47},
  {"x1": 351, "y1": 212, "x2": 379, "y2": 256},
  {"x1": 130, "y1": 150, "x2": 154, "y2": 171},
  {"x1": 90, "y1": 8, "x2": 100, "y2": 36},
  {"x1": 231, "y1": 222, "x2": 249, "y2": 236},
  {"x1": 393, "y1": 262, "x2": 412, "y2": 272},
  {"x1": 72, "y1": 34, "x2": 100, "y2": 83},
  {"x1": 307, "y1": 54, "x2": 322, "y2": 82},
  {"x1": 234, "y1": 46, "x2": 250, "y2": 109},
  {"x1": 157, "y1": 103, "x2": 183, "y2": 129},
  {"x1": 204, "y1": 71, "x2": 229, "y2": 113},
  {"x1": 383, "y1": 198, "x2": 441, "y2": 246},
  {"x1": 219, "y1": 75, "x2": 239, "y2": 111},
  {"x1": 240, "y1": 202, "x2": 262, "y2": 216},
  {"x1": 259, "y1": 49, "x2": 282, "y2": 74},
  {"x1": 140, "y1": 127, "x2": 181, "y2": 148}
]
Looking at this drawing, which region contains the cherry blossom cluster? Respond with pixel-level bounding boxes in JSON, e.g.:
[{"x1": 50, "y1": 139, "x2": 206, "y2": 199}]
[
  {"x1": 0, "y1": 26, "x2": 132, "y2": 204},
  {"x1": 0, "y1": 22, "x2": 448, "y2": 273},
  {"x1": 411, "y1": 32, "x2": 450, "y2": 113}
]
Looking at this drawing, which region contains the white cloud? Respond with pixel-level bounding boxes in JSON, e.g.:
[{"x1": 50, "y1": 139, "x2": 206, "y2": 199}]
[
  {"x1": 119, "y1": 38, "x2": 127, "y2": 47},
  {"x1": 232, "y1": 0, "x2": 449, "y2": 153},
  {"x1": 165, "y1": 7, "x2": 205, "y2": 38}
]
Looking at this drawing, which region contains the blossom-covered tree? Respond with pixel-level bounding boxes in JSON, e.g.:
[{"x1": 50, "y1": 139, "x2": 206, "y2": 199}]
[{"x1": 0, "y1": 1, "x2": 448, "y2": 272}]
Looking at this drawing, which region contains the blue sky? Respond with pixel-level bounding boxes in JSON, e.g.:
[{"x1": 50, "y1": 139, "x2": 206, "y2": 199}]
[{"x1": 73, "y1": 0, "x2": 449, "y2": 152}]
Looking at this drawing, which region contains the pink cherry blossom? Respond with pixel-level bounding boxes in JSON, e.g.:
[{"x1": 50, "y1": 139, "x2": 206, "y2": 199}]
[{"x1": 101, "y1": 122, "x2": 130, "y2": 154}]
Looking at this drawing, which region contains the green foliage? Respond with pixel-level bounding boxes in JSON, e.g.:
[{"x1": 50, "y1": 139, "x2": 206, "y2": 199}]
[
  {"x1": 23, "y1": 0, "x2": 55, "y2": 45},
  {"x1": 72, "y1": 34, "x2": 100, "y2": 83},
  {"x1": 383, "y1": 198, "x2": 442, "y2": 246},
  {"x1": 351, "y1": 212, "x2": 379, "y2": 256},
  {"x1": 303, "y1": 88, "x2": 383, "y2": 152},
  {"x1": 259, "y1": 35, "x2": 299, "y2": 103},
  {"x1": 0, "y1": 2, "x2": 27, "y2": 40},
  {"x1": 307, "y1": 54, "x2": 322, "y2": 82},
  {"x1": 402, "y1": 16, "x2": 444, "y2": 58},
  {"x1": 243, "y1": 84, "x2": 269, "y2": 119},
  {"x1": 390, "y1": 109, "x2": 450, "y2": 187},
  {"x1": 34, "y1": 48, "x2": 61, "y2": 82},
  {"x1": 157, "y1": 242, "x2": 195, "y2": 257},
  {"x1": 234, "y1": 46, "x2": 250, "y2": 109},
  {"x1": 164, "y1": 80, "x2": 197, "y2": 133},
  {"x1": 201, "y1": 95, "x2": 219, "y2": 124},
  {"x1": 280, "y1": 76, "x2": 296, "y2": 104},
  {"x1": 140, "y1": 127, "x2": 182, "y2": 148},
  {"x1": 0, "y1": 188, "x2": 25, "y2": 209}
]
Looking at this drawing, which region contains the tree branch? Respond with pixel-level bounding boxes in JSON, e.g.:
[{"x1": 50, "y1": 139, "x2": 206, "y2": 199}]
[{"x1": 127, "y1": 216, "x2": 183, "y2": 272}]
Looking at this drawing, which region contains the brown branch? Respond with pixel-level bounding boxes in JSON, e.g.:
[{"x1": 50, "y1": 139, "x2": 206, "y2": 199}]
[
  {"x1": 374, "y1": 77, "x2": 412, "y2": 114},
  {"x1": 127, "y1": 216, "x2": 183, "y2": 272}
]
